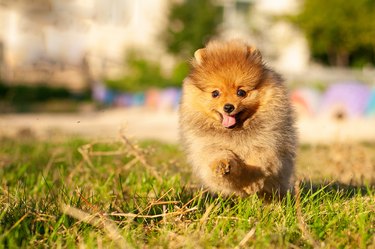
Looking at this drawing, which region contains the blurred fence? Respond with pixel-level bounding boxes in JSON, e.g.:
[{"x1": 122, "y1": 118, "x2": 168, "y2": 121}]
[
  {"x1": 92, "y1": 82, "x2": 181, "y2": 111},
  {"x1": 92, "y1": 80, "x2": 375, "y2": 119},
  {"x1": 291, "y1": 81, "x2": 375, "y2": 119}
]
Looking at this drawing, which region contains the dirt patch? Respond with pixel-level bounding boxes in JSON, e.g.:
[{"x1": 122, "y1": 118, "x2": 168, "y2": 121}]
[{"x1": 1, "y1": 107, "x2": 374, "y2": 144}]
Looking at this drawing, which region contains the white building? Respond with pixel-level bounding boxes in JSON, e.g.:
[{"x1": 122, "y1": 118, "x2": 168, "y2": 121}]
[
  {"x1": 0, "y1": 0, "x2": 310, "y2": 90},
  {"x1": 0, "y1": 0, "x2": 169, "y2": 90},
  {"x1": 218, "y1": 0, "x2": 309, "y2": 73}
]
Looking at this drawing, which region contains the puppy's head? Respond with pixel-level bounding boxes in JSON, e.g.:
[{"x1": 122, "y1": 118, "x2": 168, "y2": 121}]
[{"x1": 186, "y1": 40, "x2": 265, "y2": 129}]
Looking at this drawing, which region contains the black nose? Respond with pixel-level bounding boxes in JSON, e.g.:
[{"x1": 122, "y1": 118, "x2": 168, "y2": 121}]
[{"x1": 223, "y1": 103, "x2": 235, "y2": 113}]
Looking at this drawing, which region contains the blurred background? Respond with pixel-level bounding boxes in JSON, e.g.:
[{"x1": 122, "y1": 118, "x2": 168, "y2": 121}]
[{"x1": 0, "y1": 0, "x2": 375, "y2": 143}]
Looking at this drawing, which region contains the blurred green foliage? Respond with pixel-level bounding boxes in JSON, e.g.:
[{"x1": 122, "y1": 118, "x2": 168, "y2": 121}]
[
  {"x1": 292, "y1": 0, "x2": 375, "y2": 67},
  {"x1": 162, "y1": 0, "x2": 222, "y2": 58},
  {"x1": 0, "y1": 82, "x2": 91, "y2": 112},
  {"x1": 105, "y1": 52, "x2": 168, "y2": 92},
  {"x1": 0, "y1": 84, "x2": 70, "y2": 103},
  {"x1": 170, "y1": 61, "x2": 190, "y2": 86},
  {"x1": 105, "y1": 51, "x2": 189, "y2": 92}
]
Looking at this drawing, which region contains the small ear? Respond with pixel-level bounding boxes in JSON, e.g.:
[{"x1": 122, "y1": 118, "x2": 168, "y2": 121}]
[
  {"x1": 246, "y1": 46, "x2": 262, "y2": 63},
  {"x1": 194, "y1": 48, "x2": 205, "y2": 65}
]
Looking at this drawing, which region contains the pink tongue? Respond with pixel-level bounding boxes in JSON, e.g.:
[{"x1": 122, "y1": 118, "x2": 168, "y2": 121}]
[{"x1": 222, "y1": 114, "x2": 236, "y2": 128}]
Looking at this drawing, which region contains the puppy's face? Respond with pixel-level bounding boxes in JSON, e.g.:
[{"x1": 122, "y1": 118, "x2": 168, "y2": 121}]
[
  {"x1": 186, "y1": 41, "x2": 265, "y2": 129},
  {"x1": 203, "y1": 80, "x2": 259, "y2": 129}
]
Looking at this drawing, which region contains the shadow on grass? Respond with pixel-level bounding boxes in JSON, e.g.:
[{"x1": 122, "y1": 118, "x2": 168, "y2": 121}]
[
  {"x1": 298, "y1": 179, "x2": 374, "y2": 199},
  {"x1": 172, "y1": 179, "x2": 375, "y2": 208}
]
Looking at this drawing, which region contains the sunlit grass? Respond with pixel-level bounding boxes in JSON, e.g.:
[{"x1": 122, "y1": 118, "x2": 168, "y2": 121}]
[{"x1": 0, "y1": 137, "x2": 374, "y2": 248}]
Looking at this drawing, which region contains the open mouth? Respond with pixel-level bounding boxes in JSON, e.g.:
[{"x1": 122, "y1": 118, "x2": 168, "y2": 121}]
[{"x1": 219, "y1": 111, "x2": 242, "y2": 129}]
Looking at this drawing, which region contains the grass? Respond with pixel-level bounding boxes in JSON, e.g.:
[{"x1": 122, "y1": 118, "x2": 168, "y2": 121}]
[{"x1": 0, "y1": 135, "x2": 374, "y2": 248}]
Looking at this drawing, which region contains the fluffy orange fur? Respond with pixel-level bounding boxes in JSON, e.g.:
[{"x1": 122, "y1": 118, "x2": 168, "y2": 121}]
[{"x1": 179, "y1": 40, "x2": 297, "y2": 197}]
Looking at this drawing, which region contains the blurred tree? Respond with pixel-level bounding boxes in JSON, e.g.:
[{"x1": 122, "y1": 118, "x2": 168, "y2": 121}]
[
  {"x1": 162, "y1": 0, "x2": 223, "y2": 58},
  {"x1": 106, "y1": 51, "x2": 169, "y2": 92},
  {"x1": 293, "y1": 0, "x2": 375, "y2": 67}
]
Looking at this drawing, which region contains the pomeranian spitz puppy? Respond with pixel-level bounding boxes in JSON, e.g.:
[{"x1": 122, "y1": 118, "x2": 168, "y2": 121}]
[{"x1": 179, "y1": 40, "x2": 297, "y2": 197}]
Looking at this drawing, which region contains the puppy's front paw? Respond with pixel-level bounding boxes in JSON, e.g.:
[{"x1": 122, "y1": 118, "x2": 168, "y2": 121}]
[
  {"x1": 210, "y1": 159, "x2": 232, "y2": 177},
  {"x1": 243, "y1": 180, "x2": 265, "y2": 194}
]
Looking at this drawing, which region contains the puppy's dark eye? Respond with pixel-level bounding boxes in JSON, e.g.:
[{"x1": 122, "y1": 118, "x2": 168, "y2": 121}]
[
  {"x1": 212, "y1": 90, "x2": 220, "y2": 98},
  {"x1": 237, "y1": 89, "x2": 246, "y2": 97}
]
